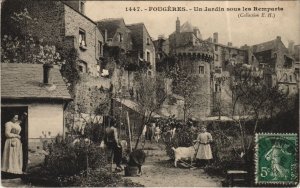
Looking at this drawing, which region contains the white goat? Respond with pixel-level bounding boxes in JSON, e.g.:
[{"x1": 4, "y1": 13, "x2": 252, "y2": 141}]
[{"x1": 172, "y1": 146, "x2": 196, "y2": 167}]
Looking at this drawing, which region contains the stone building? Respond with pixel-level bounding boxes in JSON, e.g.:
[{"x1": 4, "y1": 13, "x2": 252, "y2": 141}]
[
  {"x1": 1, "y1": 0, "x2": 109, "y2": 129},
  {"x1": 96, "y1": 18, "x2": 156, "y2": 134},
  {"x1": 210, "y1": 33, "x2": 248, "y2": 116},
  {"x1": 248, "y1": 36, "x2": 298, "y2": 95},
  {"x1": 126, "y1": 23, "x2": 156, "y2": 77},
  {"x1": 1, "y1": 63, "x2": 71, "y2": 169},
  {"x1": 168, "y1": 18, "x2": 214, "y2": 118},
  {"x1": 96, "y1": 19, "x2": 156, "y2": 98},
  {"x1": 288, "y1": 42, "x2": 300, "y2": 87}
]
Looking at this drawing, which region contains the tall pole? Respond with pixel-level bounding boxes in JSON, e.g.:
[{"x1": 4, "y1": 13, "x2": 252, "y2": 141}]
[{"x1": 127, "y1": 111, "x2": 132, "y2": 152}]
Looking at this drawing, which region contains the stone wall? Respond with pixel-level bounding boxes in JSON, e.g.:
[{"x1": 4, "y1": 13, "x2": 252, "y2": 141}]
[{"x1": 64, "y1": 4, "x2": 103, "y2": 77}]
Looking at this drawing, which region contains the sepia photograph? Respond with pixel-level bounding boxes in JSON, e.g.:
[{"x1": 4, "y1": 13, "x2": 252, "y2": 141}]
[{"x1": 1, "y1": 0, "x2": 299, "y2": 187}]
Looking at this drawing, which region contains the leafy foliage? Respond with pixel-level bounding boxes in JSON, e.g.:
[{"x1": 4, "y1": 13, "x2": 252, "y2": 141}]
[
  {"x1": 57, "y1": 168, "x2": 144, "y2": 187},
  {"x1": 44, "y1": 137, "x2": 106, "y2": 177},
  {"x1": 1, "y1": 9, "x2": 64, "y2": 66}
]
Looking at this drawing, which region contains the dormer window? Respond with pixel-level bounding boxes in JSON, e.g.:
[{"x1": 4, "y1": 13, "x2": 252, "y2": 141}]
[
  {"x1": 79, "y1": 28, "x2": 86, "y2": 47},
  {"x1": 118, "y1": 33, "x2": 123, "y2": 42}
]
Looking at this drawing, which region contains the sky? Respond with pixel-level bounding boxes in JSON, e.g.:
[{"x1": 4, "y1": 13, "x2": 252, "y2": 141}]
[{"x1": 86, "y1": 1, "x2": 300, "y2": 48}]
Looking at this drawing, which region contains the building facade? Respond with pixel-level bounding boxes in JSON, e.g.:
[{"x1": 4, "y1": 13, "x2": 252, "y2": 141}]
[{"x1": 168, "y1": 18, "x2": 214, "y2": 118}]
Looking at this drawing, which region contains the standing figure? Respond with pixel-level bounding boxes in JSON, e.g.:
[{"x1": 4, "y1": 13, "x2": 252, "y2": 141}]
[
  {"x1": 264, "y1": 140, "x2": 290, "y2": 180},
  {"x1": 105, "y1": 118, "x2": 123, "y2": 172},
  {"x1": 194, "y1": 125, "x2": 213, "y2": 167},
  {"x1": 154, "y1": 125, "x2": 161, "y2": 143},
  {"x1": 1, "y1": 114, "x2": 23, "y2": 174},
  {"x1": 151, "y1": 122, "x2": 156, "y2": 141},
  {"x1": 141, "y1": 124, "x2": 147, "y2": 147}
]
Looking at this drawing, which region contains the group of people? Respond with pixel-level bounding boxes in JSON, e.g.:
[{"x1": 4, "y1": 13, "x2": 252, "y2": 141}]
[
  {"x1": 159, "y1": 117, "x2": 214, "y2": 167},
  {"x1": 1, "y1": 113, "x2": 213, "y2": 176},
  {"x1": 141, "y1": 122, "x2": 161, "y2": 144}
]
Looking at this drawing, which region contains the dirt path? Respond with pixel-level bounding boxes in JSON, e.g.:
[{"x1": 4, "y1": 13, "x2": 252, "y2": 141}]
[{"x1": 124, "y1": 142, "x2": 222, "y2": 187}]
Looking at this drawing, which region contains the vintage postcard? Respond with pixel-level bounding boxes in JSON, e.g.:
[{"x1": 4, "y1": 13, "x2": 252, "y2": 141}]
[{"x1": 1, "y1": 0, "x2": 299, "y2": 187}]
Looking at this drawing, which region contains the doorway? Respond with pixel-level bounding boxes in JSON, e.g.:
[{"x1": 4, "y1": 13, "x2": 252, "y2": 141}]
[{"x1": 1, "y1": 106, "x2": 28, "y2": 172}]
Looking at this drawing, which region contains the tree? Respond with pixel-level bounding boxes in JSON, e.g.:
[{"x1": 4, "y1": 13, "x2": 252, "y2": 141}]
[
  {"x1": 133, "y1": 71, "x2": 168, "y2": 149},
  {"x1": 215, "y1": 63, "x2": 290, "y2": 158},
  {"x1": 1, "y1": 8, "x2": 64, "y2": 66},
  {"x1": 168, "y1": 63, "x2": 209, "y2": 121}
]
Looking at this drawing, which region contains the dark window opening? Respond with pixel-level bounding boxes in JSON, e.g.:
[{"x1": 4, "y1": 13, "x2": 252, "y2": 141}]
[
  {"x1": 79, "y1": 29, "x2": 86, "y2": 46},
  {"x1": 215, "y1": 45, "x2": 218, "y2": 51},
  {"x1": 283, "y1": 55, "x2": 293, "y2": 68},
  {"x1": 98, "y1": 41, "x2": 102, "y2": 57},
  {"x1": 78, "y1": 61, "x2": 87, "y2": 73},
  {"x1": 147, "y1": 38, "x2": 150, "y2": 45},
  {"x1": 147, "y1": 51, "x2": 150, "y2": 62},
  {"x1": 199, "y1": 65, "x2": 204, "y2": 74}
]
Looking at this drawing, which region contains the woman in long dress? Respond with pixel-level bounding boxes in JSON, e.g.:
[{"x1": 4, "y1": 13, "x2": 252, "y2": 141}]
[
  {"x1": 1, "y1": 114, "x2": 23, "y2": 174},
  {"x1": 194, "y1": 125, "x2": 213, "y2": 167}
]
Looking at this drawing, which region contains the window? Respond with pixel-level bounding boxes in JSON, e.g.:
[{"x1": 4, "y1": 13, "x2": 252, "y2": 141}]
[
  {"x1": 215, "y1": 45, "x2": 218, "y2": 51},
  {"x1": 290, "y1": 75, "x2": 292, "y2": 82},
  {"x1": 215, "y1": 54, "x2": 219, "y2": 61},
  {"x1": 79, "y1": 29, "x2": 86, "y2": 46},
  {"x1": 80, "y1": 1, "x2": 85, "y2": 14},
  {"x1": 98, "y1": 41, "x2": 102, "y2": 57},
  {"x1": 215, "y1": 84, "x2": 219, "y2": 92},
  {"x1": 147, "y1": 38, "x2": 150, "y2": 45},
  {"x1": 78, "y1": 61, "x2": 87, "y2": 73},
  {"x1": 199, "y1": 65, "x2": 204, "y2": 74},
  {"x1": 252, "y1": 55, "x2": 254, "y2": 62},
  {"x1": 147, "y1": 51, "x2": 150, "y2": 62},
  {"x1": 78, "y1": 66, "x2": 83, "y2": 72},
  {"x1": 118, "y1": 33, "x2": 123, "y2": 42}
]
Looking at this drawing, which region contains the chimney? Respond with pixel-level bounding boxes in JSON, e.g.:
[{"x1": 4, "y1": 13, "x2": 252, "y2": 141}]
[
  {"x1": 276, "y1": 36, "x2": 281, "y2": 41},
  {"x1": 288, "y1": 40, "x2": 294, "y2": 55},
  {"x1": 176, "y1": 17, "x2": 180, "y2": 33},
  {"x1": 104, "y1": 29, "x2": 107, "y2": 42},
  {"x1": 43, "y1": 64, "x2": 54, "y2": 85},
  {"x1": 213, "y1": 32, "x2": 218, "y2": 43},
  {"x1": 228, "y1": 42, "x2": 232, "y2": 47}
]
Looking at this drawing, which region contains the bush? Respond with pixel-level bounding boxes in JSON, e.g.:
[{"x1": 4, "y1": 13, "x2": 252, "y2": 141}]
[
  {"x1": 44, "y1": 137, "x2": 107, "y2": 177},
  {"x1": 57, "y1": 168, "x2": 144, "y2": 187},
  {"x1": 161, "y1": 120, "x2": 194, "y2": 159}
]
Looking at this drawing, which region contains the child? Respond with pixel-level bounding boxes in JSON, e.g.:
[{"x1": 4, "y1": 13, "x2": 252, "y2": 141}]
[
  {"x1": 194, "y1": 125, "x2": 213, "y2": 167},
  {"x1": 154, "y1": 125, "x2": 161, "y2": 143}
]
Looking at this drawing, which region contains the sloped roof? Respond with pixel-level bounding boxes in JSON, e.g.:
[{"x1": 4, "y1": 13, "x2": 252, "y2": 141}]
[
  {"x1": 97, "y1": 18, "x2": 126, "y2": 39},
  {"x1": 171, "y1": 21, "x2": 200, "y2": 35},
  {"x1": 180, "y1": 21, "x2": 197, "y2": 33},
  {"x1": 1, "y1": 63, "x2": 71, "y2": 100},
  {"x1": 126, "y1": 23, "x2": 144, "y2": 50},
  {"x1": 252, "y1": 40, "x2": 276, "y2": 53}
]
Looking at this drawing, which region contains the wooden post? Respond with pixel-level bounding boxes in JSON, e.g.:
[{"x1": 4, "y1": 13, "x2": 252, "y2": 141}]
[{"x1": 126, "y1": 111, "x2": 132, "y2": 152}]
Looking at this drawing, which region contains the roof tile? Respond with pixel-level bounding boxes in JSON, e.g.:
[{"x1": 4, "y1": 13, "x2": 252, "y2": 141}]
[{"x1": 1, "y1": 63, "x2": 72, "y2": 100}]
